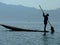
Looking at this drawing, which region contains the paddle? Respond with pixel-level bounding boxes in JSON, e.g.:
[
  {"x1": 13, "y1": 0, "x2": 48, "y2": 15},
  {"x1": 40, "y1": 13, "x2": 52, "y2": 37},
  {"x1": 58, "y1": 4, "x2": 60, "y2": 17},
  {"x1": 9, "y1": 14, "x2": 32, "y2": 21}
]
[
  {"x1": 39, "y1": 5, "x2": 55, "y2": 33},
  {"x1": 48, "y1": 20, "x2": 54, "y2": 33}
]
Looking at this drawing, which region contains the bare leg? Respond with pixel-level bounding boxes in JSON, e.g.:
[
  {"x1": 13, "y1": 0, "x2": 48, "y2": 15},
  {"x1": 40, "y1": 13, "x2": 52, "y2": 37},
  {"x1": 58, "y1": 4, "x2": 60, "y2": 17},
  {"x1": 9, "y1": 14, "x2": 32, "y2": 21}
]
[
  {"x1": 43, "y1": 24, "x2": 47, "y2": 36},
  {"x1": 44, "y1": 25, "x2": 46, "y2": 31}
]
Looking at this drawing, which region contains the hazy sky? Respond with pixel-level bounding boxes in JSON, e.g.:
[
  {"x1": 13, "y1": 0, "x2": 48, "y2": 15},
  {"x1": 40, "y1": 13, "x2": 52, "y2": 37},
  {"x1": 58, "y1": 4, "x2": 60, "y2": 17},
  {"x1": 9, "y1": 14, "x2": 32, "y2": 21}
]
[{"x1": 0, "y1": 0, "x2": 60, "y2": 10}]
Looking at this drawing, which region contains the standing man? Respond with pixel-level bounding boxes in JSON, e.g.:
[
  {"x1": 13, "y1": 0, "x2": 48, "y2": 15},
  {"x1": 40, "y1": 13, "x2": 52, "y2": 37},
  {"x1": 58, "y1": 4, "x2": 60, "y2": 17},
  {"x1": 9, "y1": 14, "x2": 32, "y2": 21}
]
[{"x1": 43, "y1": 13, "x2": 49, "y2": 31}]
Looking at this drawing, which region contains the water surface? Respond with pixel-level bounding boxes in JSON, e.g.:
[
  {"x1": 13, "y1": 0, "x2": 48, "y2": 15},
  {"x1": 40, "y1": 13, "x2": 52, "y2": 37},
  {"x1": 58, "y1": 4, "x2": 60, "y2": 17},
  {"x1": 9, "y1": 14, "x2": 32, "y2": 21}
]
[{"x1": 0, "y1": 22, "x2": 60, "y2": 45}]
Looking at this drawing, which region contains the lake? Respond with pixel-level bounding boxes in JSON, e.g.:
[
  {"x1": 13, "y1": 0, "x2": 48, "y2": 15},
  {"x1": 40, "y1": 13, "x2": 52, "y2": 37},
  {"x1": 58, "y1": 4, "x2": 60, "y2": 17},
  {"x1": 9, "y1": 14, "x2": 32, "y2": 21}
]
[{"x1": 0, "y1": 22, "x2": 60, "y2": 45}]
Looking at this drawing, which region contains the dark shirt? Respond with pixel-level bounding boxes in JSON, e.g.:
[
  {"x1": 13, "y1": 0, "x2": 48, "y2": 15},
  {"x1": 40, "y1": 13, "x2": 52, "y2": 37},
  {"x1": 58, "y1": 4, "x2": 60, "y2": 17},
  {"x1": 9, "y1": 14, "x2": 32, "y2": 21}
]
[{"x1": 43, "y1": 13, "x2": 48, "y2": 24}]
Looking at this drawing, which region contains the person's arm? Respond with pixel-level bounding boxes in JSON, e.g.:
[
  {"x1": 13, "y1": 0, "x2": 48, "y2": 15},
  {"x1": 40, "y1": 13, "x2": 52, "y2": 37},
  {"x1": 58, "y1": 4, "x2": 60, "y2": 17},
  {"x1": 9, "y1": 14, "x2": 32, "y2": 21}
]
[{"x1": 43, "y1": 13, "x2": 45, "y2": 17}]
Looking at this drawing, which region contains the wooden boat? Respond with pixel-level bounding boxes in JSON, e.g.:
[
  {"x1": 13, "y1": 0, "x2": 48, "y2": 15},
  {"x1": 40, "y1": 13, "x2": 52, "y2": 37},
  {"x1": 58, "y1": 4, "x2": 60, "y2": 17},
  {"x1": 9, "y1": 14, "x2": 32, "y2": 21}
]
[{"x1": 0, "y1": 24, "x2": 49, "y2": 32}]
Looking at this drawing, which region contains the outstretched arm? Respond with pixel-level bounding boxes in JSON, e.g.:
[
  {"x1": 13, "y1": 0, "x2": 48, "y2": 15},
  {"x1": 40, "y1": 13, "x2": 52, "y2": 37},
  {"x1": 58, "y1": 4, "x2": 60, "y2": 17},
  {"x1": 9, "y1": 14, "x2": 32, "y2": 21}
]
[{"x1": 43, "y1": 13, "x2": 45, "y2": 17}]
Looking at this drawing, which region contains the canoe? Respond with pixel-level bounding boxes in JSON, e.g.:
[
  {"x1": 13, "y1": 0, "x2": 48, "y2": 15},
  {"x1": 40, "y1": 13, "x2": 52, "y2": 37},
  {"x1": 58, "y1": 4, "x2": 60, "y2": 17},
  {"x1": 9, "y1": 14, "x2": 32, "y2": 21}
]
[{"x1": 0, "y1": 24, "x2": 49, "y2": 32}]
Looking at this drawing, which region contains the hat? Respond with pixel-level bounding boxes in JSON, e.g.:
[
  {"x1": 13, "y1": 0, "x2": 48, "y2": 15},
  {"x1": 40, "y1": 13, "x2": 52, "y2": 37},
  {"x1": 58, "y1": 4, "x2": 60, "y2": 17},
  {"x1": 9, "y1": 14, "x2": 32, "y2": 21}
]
[{"x1": 46, "y1": 14, "x2": 49, "y2": 16}]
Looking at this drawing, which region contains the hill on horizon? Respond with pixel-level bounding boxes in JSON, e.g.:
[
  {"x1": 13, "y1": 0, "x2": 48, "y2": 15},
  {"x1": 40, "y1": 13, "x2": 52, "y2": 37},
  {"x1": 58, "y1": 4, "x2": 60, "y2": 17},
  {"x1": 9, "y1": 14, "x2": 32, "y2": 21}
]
[{"x1": 0, "y1": 2, "x2": 60, "y2": 23}]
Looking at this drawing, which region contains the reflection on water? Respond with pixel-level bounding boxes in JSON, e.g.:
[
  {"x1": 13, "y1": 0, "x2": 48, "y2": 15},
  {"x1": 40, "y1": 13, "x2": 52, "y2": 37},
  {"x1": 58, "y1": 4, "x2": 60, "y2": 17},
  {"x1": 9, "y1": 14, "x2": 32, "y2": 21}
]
[
  {"x1": 41, "y1": 34, "x2": 54, "y2": 45},
  {"x1": 42, "y1": 36, "x2": 49, "y2": 45}
]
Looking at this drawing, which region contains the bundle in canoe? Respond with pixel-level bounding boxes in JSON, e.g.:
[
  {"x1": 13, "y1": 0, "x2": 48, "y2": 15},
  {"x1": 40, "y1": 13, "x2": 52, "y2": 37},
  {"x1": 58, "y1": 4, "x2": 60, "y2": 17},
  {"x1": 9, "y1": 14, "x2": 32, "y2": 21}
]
[{"x1": 0, "y1": 24, "x2": 49, "y2": 32}]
